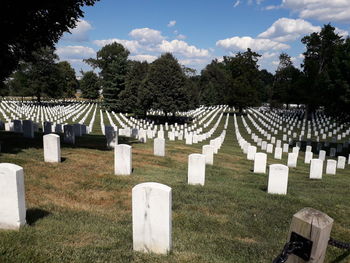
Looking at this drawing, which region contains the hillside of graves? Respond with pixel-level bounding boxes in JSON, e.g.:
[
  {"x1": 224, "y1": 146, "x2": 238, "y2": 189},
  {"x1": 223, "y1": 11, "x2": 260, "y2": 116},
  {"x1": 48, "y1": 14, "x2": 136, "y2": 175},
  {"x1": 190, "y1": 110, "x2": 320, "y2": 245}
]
[{"x1": 0, "y1": 99, "x2": 349, "y2": 262}]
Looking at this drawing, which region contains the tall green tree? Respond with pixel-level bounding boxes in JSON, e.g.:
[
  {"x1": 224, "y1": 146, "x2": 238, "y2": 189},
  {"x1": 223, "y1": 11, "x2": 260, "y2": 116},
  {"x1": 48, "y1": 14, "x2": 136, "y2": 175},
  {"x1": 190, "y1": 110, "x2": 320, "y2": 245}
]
[
  {"x1": 301, "y1": 24, "x2": 343, "y2": 115},
  {"x1": 1, "y1": 0, "x2": 98, "y2": 91},
  {"x1": 199, "y1": 59, "x2": 230, "y2": 106},
  {"x1": 146, "y1": 53, "x2": 189, "y2": 117},
  {"x1": 85, "y1": 43, "x2": 130, "y2": 111},
  {"x1": 57, "y1": 61, "x2": 79, "y2": 98},
  {"x1": 223, "y1": 48, "x2": 262, "y2": 111},
  {"x1": 119, "y1": 61, "x2": 149, "y2": 114},
  {"x1": 80, "y1": 71, "x2": 100, "y2": 100},
  {"x1": 273, "y1": 53, "x2": 303, "y2": 107}
]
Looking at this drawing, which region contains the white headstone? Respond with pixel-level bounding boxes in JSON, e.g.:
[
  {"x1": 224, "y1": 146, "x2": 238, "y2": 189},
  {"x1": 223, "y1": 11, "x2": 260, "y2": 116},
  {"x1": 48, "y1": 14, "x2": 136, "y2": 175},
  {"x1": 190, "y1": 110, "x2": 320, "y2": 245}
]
[
  {"x1": 247, "y1": 145, "x2": 257, "y2": 160},
  {"x1": 202, "y1": 145, "x2": 214, "y2": 165},
  {"x1": 188, "y1": 154, "x2": 206, "y2": 185},
  {"x1": 43, "y1": 134, "x2": 61, "y2": 163},
  {"x1": 274, "y1": 147, "x2": 282, "y2": 160},
  {"x1": 253, "y1": 152, "x2": 267, "y2": 174},
  {"x1": 304, "y1": 151, "x2": 313, "y2": 164},
  {"x1": 309, "y1": 159, "x2": 323, "y2": 179},
  {"x1": 114, "y1": 144, "x2": 132, "y2": 175},
  {"x1": 132, "y1": 182, "x2": 171, "y2": 254},
  {"x1": 154, "y1": 138, "x2": 165, "y2": 157},
  {"x1": 337, "y1": 156, "x2": 346, "y2": 169},
  {"x1": 267, "y1": 164, "x2": 289, "y2": 195},
  {"x1": 287, "y1": 153, "x2": 298, "y2": 168},
  {"x1": 319, "y1": 150, "x2": 326, "y2": 161},
  {"x1": 326, "y1": 160, "x2": 336, "y2": 175},
  {"x1": 0, "y1": 163, "x2": 26, "y2": 230}
]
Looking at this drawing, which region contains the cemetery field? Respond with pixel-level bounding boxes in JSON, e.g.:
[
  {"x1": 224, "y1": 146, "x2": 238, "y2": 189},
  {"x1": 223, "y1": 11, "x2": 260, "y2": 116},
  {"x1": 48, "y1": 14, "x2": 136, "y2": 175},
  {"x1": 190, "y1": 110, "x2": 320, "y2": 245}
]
[{"x1": 0, "y1": 115, "x2": 350, "y2": 262}]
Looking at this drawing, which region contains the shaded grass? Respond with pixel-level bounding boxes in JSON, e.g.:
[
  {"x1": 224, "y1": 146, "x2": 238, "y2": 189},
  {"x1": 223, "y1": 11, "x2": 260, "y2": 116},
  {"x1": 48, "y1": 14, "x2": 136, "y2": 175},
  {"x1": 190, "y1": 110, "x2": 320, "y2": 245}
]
[{"x1": 0, "y1": 116, "x2": 349, "y2": 263}]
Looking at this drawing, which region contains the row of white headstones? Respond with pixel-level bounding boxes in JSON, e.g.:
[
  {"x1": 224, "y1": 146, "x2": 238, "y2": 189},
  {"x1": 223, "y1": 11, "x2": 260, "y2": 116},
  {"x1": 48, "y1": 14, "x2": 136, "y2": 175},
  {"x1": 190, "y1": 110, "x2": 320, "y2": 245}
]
[
  {"x1": 234, "y1": 110, "x2": 349, "y2": 196},
  {"x1": 0, "y1": 108, "x2": 230, "y2": 254},
  {"x1": 0, "y1": 100, "x2": 231, "y2": 146}
]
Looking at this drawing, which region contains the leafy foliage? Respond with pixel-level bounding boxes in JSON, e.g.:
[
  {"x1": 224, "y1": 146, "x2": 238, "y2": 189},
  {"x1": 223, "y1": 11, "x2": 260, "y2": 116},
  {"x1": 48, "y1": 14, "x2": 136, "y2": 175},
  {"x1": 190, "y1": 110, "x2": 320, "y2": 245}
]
[
  {"x1": 80, "y1": 71, "x2": 100, "y2": 100},
  {"x1": 0, "y1": 0, "x2": 98, "y2": 90},
  {"x1": 85, "y1": 43, "x2": 129, "y2": 111}
]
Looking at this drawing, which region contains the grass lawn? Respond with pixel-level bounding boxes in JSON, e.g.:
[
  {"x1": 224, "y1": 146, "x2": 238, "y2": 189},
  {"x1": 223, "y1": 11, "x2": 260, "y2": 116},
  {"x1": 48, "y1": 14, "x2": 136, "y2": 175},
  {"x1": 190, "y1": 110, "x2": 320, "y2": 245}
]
[{"x1": 0, "y1": 115, "x2": 349, "y2": 262}]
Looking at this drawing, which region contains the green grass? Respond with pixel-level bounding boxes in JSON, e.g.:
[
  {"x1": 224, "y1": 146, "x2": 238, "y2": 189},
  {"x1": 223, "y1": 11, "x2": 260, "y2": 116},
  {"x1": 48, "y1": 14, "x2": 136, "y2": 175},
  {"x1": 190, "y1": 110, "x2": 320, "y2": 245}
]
[{"x1": 0, "y1": 116, "x2": 349, "y2": 263}]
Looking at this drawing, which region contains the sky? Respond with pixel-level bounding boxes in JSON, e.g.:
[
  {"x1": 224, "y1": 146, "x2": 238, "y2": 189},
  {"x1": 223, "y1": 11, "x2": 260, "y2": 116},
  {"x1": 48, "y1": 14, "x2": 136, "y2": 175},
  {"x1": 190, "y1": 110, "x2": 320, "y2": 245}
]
[{"x1": 56, "y1": 0, "x2": 350, "y2": 77}]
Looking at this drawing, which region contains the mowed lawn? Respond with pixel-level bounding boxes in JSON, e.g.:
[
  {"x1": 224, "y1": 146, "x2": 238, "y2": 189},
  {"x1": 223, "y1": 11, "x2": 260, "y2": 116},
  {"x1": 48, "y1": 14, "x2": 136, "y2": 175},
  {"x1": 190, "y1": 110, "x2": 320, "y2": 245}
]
[{"x1": 0, "y1": 116, "x2": 349, "y2": 263}]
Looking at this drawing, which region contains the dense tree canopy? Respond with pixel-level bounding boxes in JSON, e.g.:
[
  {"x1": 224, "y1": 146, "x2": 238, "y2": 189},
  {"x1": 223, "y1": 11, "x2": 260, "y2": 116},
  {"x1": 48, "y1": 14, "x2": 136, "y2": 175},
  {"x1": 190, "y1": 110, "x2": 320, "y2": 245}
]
[
  {"x1": 0, "y1": 0, "x2": 98, "y2": 91},
  {"x1": 6, "y1": 47, "x2": 79, "y2": 101},
  {"x1": 80, "y1": 71, "x2": 100, "y2": 100},
  {"x1": 85, "y1": 43, "x2": 130, "y2": 111}
]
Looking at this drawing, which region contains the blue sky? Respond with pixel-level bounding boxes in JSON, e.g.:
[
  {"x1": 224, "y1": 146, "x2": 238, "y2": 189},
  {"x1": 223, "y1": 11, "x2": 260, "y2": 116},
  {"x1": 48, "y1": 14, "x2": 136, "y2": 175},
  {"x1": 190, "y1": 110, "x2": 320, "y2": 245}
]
[{"x1": 56, "y1": 0, "x2": 350, "y2": 76}]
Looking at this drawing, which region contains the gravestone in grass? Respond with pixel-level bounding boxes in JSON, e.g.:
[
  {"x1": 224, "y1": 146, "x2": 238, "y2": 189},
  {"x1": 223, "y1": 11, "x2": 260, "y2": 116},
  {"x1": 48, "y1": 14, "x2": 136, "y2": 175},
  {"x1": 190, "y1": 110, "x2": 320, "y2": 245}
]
[
  {"x1": 114, "y1": 144, "x2": 132, "y2": 175},
  {"x1": 287, "y1": 153, "x2": 298, "y2": 168},
  {"x1": 247, "y1": 145, "x2": 257, "y2": 160},
  {"x1": 310, "y1": 159, "x2": 323, "y2": 179},
  {"x1": 13, "y1": 120, "x2": 22, "y2": 133},
  {"x1": 187, "y1": 154, "x2": 206, "y2": 185},
  {"x1": 202, "y1": 145, "x2": 214, "y2": 165},
  {"x1": 132, "y1": 182, "x2": 172, "y2": 254},
  {"x1": 319, "y1": 150, "x2": 326, "y2": 161},
  {"x1": 304, "y1": 151, "x2": 313, "y2": 164},
  {"x1": 274, "y1": 147, "x2": 282, "y2": 160},
  {"x1": 267, "y1": 164, "x2": 289, "y2": 195},
  {"x1": 73, "y1": 123, "x2": 82, "y2": 137},
  {"x1": 326, "y1": 160, "x2": 336, "y2": 175},
  {"x1": 44, "y1": 121, "x2": 52, "y2": 134},
  {"x1": 0, "y1": 163, "x2": 26, "y2": 230},
  {"x1": 43, "y1": 134, "x2": 61, "y2": 163},
  {"x1": 64, "y1": 125, "x2": 75, "y2": 144},
  {"x1": 22, "y1": 120, "x2": 34, "y2": 138},
  {"x1": 337, "y1": 156, "x2": 346, "y2": 169},
  {"x1": 253, "y1": 152, "x2": 267, "y2": 174},
  {"x1": 154, "y1": 138, "x2": 165, "y2": 157},
  {"x1": 105, "y1": 126, "x2": 118, "y2": 149}
]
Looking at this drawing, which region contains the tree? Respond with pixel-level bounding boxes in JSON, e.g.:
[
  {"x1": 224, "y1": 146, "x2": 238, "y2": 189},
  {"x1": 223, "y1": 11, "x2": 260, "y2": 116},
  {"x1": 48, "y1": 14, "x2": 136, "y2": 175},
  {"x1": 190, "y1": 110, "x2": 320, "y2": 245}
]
[
  {"x1": 223, "y1": 48, "x2": 262, "y2": 111},
  {"x1": 0, "y1": 0, "x2": 98, "y2": 91},
  {"x1": 301, "y1": 24, "x2": 343, "y2": 115},
  {"x1": 146, "y1": 53, "x2": 189, "y2": 117},
  {"x1": 6, "y1": 46, "x2": 65, "y2": 102},
  {"x1": 80, "y1": 71, "x2": 100, "y2": 100},
  {"x1": 57, "y1": 61, "x2": 79, "y2": 98},
  {"x1": 85, "y1": 42, "x2": 130, "y2": 111},
  {"x1": 273, "y1": 53, "x2": 303, "y2": 107},
  {"x1": 119, "y1": 61, "x2": 149, "y2": 114},
  {"x1": 199, "y1": 59, "x2": 230, "y2": 105}
]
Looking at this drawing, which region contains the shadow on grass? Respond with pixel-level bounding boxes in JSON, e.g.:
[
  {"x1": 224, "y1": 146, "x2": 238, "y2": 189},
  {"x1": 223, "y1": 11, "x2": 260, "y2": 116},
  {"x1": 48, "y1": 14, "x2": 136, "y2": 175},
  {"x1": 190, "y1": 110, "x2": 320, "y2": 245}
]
[
  {"x1": 26, "y1": 208, "x2": 51, "y2": 226},
  {"x1": 0, "y1": 131, "x2": 142, "y2": 154}
]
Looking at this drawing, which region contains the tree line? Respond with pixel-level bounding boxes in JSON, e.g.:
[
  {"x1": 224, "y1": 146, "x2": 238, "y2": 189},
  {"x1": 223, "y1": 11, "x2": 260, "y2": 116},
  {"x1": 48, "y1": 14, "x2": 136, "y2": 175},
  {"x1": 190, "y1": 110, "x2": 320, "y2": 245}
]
[{"x1": 1, "y1": 5, "x2": 350, "y2": 120}]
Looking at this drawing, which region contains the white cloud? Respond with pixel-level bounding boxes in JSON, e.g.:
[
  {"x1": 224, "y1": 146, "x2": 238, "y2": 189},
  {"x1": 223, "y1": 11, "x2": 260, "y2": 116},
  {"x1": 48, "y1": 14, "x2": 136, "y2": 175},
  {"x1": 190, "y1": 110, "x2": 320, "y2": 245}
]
[
  {"x1": 56, "y1": 46, "x2": 96, "y2": 59},
  {"x1": 216, "y1": 36, "x2": 290, "y2": 52},
  {"x1": 129, "y1": 28, "x2": 165, "y2": 44},
  {"x1": 335, "y1": 27, "x2": 349, "y2": 37},
  {"x1": 175, "y1": 34, "x2": 187, "y2": 40},
  {"x1": 158, "y1": 39, "x2": 209, "y2": 57},
  {"x1": 261, "y1": 52, "x2": 278, "y2": 59},
  {"x1": 282, "y1": 0, "x2": 350, "y2": 22},
  {"x1": 62, "y1": 19, "x2": 93, "y2": 42},
  {"x1": 264, "y1": 5, "x2": 281, "y2": 10},
  {"x1": 129, "y1": 54, "x2": 157, "y2": 63},
  {"x1": 167, "y1": 20, "x2": 176, "y2": 27},
  {"x1": 93, "y1": 39, "x2": 140, "y2": 53},
  {"x1": 233, "y1": 1, "x2": 240, "y2": 8},
  {"x1": 258, "y1": 18, "x2": 321, "y2": 42}
]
